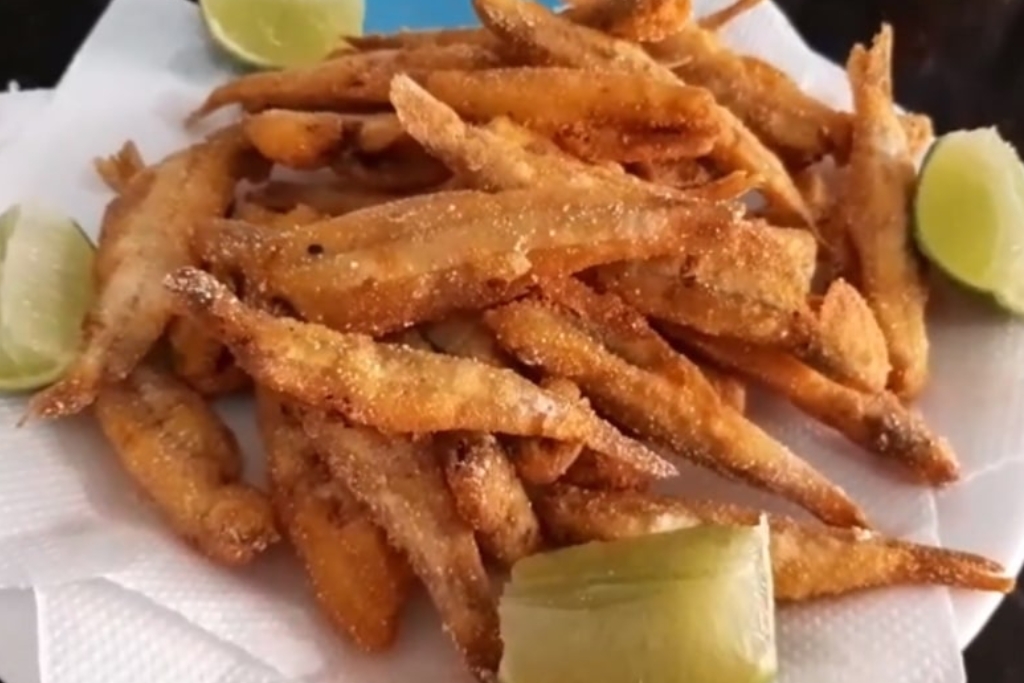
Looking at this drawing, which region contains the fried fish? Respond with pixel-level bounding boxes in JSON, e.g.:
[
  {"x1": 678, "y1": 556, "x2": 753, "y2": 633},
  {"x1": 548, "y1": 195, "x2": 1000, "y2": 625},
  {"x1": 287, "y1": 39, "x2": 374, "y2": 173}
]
[
  {"x1": 300, "y1": 409, "x2": 501, "y2": 679},
  {"x1": 165, "y1": 267, "x2": 675, "y2": 480},
  {"x1": 485, "y1": 288, "x2": 868, "y2": 527},
  {"x1": 535, "y1": 485, "x2": 1013, "y2": 600},
  {"x1": 842, "y1": 26, "x2": 929, "y2": 398},
  {"x1": 94, "y1": 365, "x2": 278, "y2": 565},
  {"x1": 29, "y1": 126, "x2": 264, "y2": 419},
  {"x1": 257, "y1": 391, "x2": 412, "y2": 651}
]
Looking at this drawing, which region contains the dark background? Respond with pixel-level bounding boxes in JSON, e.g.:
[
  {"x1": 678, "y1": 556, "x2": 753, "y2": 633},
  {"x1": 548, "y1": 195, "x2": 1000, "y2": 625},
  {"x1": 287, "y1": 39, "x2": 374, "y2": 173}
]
[{"x1": 0, "y1": 0, "x2": 1022, "y2": 681}]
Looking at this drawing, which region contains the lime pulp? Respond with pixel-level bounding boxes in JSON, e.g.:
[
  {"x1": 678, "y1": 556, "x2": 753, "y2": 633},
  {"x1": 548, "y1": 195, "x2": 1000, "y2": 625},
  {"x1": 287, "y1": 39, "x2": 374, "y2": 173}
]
[
  {"x1": 498, "y1": 521, "x2": 776, "y2": 683},
  {"x1": 200, "y1": 0, "x2": 366, "y2": 69},
  {"x1": 0, "y1": 204, "x2": 94, "y2": 393},
  {"x1": 914, "y1": 128, "x2": 1024, "y2": 314}
]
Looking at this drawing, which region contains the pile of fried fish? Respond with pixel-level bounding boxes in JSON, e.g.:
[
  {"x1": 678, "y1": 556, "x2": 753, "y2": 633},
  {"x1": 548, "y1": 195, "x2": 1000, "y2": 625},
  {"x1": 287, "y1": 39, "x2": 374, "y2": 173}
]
[{"x1": 26, "y1": 0, "x2": 1015, "y2": 679}]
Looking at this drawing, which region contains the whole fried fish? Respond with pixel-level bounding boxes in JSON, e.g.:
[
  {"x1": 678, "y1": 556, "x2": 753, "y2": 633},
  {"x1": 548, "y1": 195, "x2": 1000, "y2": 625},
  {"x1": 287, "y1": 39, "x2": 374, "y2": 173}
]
[
  {"x1": 300, "y1": 409, "x2": 502, "y2": 680},
  {"x1": 536, "y1": 485, "x2": 1014, "y2": 600},
  {"x1": 195, "y1": 187, "x2": 742, "y2": 337},
  {"x1": 485, "y1": 287, "x2": 867, "y2": 528},
  {"x1": 164, "y1": 267, "x2": 675, "y2": 482},
  {"x1": 29, "y1": 127, "x2": 264, "y2": 419},
  {"x1": 257, "y1": 391, "x2": 413, "y2": 651},
  {"x1": 472, "y1": 0, "x2": 812, "y2": 226},
  {"x1": 843, "y1": 26, "x2": 929, "y2": 398},
  {"x1": 95, "y1": 365, "x2": 278, "y2": 565}
]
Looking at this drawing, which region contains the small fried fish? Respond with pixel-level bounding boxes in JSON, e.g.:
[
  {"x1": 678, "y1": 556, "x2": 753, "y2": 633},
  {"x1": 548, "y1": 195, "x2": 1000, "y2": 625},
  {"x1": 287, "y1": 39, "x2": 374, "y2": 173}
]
[
  {"x1": 535, "y1": 485, "x2": 1013, "y2": 600},
  {"x1": 29, "y1": 126, "x2": 264, "y2": 419},
  {"x1": 300, "y1": 410, "x2": 501, "y2": 679},
  {"x1": 485, "y1": 290, "x2": 868, "y2": 527},
  {"x1": 190, "y1": 43, "x2": 502, "y2": 120},
  {"x1": 164, "y1": 267, "x2": 675, "y2": 481},
  {"x1": 391, "y1": 74, "x2": 753, "y2": 202},
  {"x1": 843, "y1": 26, "x2": 929, "y2": 398},
  {"x1": 472, "y1": 0, "x2": 812, "y2": 225},
  {"x1": 95, "y1": 365, "x2": 278, "y2": 565},
  {"x1": 257, "y1": 391, "x2": 412, "y2": 651},
  {"x1": 662, "y1": 325, "x2": 959, "y2": 484},
  {"x1": 196, "y1": 187, "x2": 742, "y2": 337}
]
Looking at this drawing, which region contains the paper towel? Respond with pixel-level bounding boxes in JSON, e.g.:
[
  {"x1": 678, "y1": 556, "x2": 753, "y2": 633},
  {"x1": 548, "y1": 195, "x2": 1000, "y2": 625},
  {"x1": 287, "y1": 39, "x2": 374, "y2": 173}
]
[
  {"x1": 2, "y1": 0, "x2": 1022, "y2": 681},
  {"x1": 0, "y1": 88, "x2": 51, "y2": 150}
]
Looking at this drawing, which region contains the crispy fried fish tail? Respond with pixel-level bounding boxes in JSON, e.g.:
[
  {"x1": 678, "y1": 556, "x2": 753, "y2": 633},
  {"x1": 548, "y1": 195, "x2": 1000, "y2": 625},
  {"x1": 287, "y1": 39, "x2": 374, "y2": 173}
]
[
  {"x1": 440, "y1": 432, "x2": 544, "y2": 566},
  {"x1": 485, "y1": 295, "x2": 867, "y2": 527},
  {"x1": 535, "y1": 485, "x2": 1014, "y2": 599},
  {"x1": 257, "y1": 392, "x2": 411, "y2": 651},
  {"x1": 164, "y1": 267, "x2": 674, "y2": 481},
  {"x1": 300, "y1": 411, "x2": 501, "y2": 679},
  {"x1": 94, "y1": 141, "x2": 146, "y2": 194},
  {"x1": 94, "y1": 365, "x2": 278, "y2": 565},
  {"x1": 665, "y1": 326, "x2": 960, "y2": 484}
]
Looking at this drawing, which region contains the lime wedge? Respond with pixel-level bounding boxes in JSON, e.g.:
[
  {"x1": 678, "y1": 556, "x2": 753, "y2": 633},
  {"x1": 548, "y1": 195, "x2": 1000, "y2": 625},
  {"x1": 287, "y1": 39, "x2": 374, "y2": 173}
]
[
  {"x1": 0, "y1": 204, "x2": 94, "y2": 393},
  {"x1": 914, "y1": 128, "x2": 1024, "y2": 314},
  {"x1": 200, "y1": 0, "x2": 366, "y2": 69},
  {"x1": 499, "y1": 522, "x2": 776, "y2": 683}
]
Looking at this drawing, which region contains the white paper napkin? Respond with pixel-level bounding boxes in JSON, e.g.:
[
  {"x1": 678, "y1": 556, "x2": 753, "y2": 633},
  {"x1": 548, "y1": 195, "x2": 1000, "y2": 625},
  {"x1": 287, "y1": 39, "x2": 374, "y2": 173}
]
[
  {"x1": 0, "y1": 88, "x2": 51, "y2": 150},
  {"x1": 2, "y1": 0, "x2": 1022, "y2": 681}
]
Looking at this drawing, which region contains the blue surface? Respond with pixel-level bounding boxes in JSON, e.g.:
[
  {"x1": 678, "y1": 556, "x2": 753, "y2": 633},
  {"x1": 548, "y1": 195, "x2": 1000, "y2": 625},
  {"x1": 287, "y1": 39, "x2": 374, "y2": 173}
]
[{"x1": 364, "y1": 1, "x2": 561, "y2": 32}]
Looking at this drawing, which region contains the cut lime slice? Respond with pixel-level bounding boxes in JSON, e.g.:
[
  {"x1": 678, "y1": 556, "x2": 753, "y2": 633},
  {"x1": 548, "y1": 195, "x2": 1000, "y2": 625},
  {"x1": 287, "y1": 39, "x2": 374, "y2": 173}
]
[
  {"x1": 499, "y1": 522, "x2": 776, "y2": 683},
  {"x1": 914, "y1": 128, "x2": 1024, "y2": 314},
  {"x1": 0, "y1": 204, "x2": 94, "y2": 393},
  {"x1": 200, "y1": 0, "x2": 366, "y2": 70}
]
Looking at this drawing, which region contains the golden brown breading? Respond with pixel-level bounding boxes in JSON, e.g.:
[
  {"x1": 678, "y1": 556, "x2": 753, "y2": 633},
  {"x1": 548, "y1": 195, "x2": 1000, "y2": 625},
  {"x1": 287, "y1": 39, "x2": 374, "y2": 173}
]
[
  {"x1": 195, "y1": 187, "x2": 742, "y2": 336},
  {"x1": 843, "y1": 26, "x2": 929, "y2": 398},
  {"x1": 29, "y1": 126, "x2": 265, "y2": 419},
  {"x1": 439, "y1": 431, "x2": 544, "y2": 566},
  {"x1": 257, "y1": 391, "x2": 412, "y2": 651},
  {"x1": 485, "y1": 292, "x2": 868, "y2": 527},
  {"x1": 661, "y1": 325, "x2": 959, "y2": 484},
  {"x1": 94, "y1": 365, "x2": 278, "y2": 565},
  {"x1": 300, "y1": 409, "x2": 501, "y2": 679},
  {"x1": 535, "y1": 485, "x2": 1013, "y2": 599},
  {"x1": 165, "y1": 267, "x2": 676, "y2": 481},
  {"x1": 190, "y1": 43, "x2": 502, "y2": 120}
]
